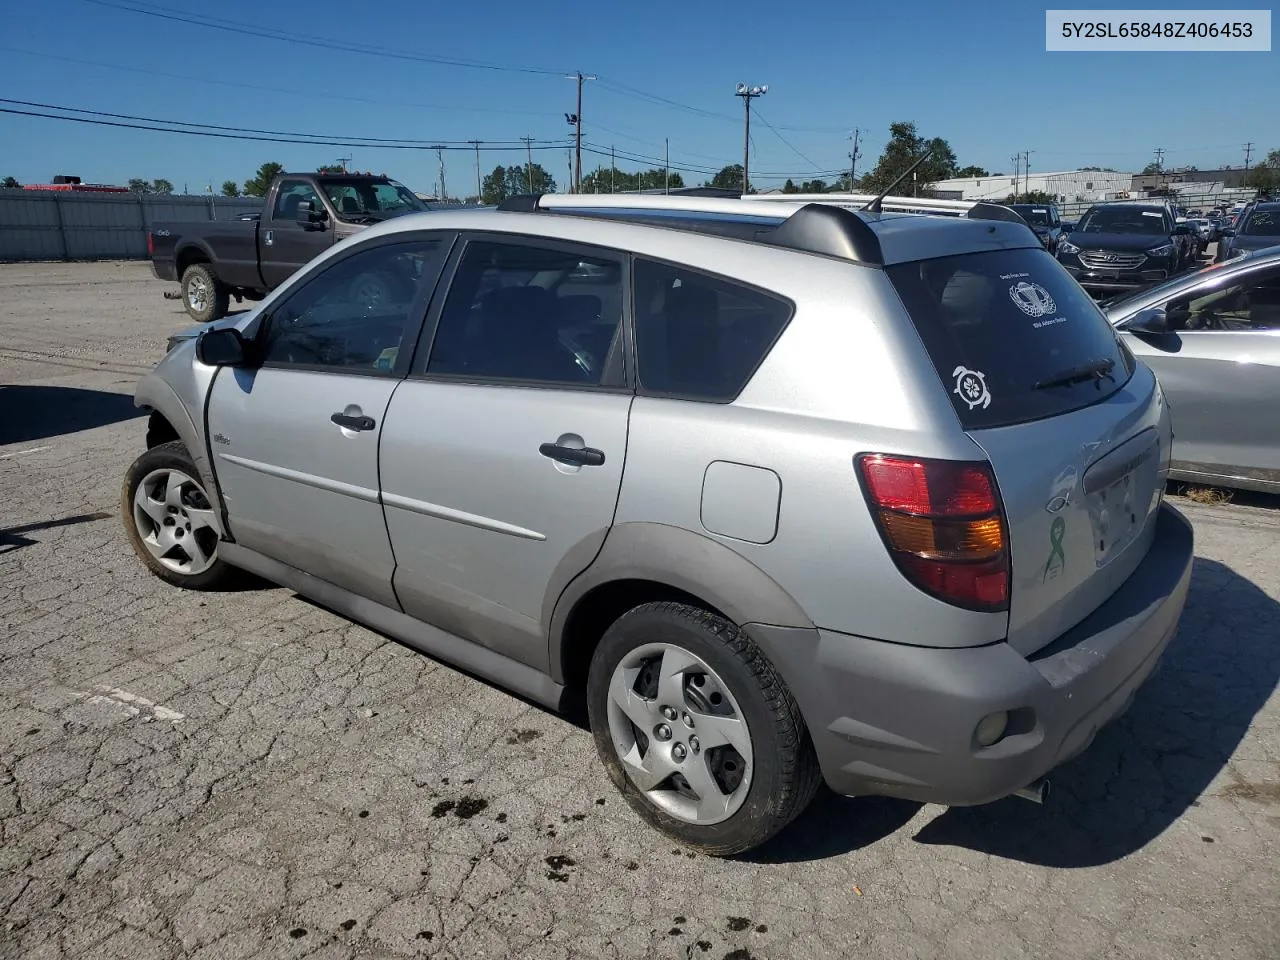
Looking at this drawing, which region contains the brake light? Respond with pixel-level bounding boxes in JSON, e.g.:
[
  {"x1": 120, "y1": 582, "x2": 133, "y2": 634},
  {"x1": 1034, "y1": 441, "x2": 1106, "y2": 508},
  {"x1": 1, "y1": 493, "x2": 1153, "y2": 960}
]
[{"x1": 857, "y1": 454, "x2": 1010, "y2": 612}]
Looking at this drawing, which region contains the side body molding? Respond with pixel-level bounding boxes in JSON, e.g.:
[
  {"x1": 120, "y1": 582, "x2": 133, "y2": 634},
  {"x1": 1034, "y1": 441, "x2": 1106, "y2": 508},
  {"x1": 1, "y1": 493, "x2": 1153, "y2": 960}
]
[{"x1": 546, "y1": 521, "x2": 815, "y2": 684}]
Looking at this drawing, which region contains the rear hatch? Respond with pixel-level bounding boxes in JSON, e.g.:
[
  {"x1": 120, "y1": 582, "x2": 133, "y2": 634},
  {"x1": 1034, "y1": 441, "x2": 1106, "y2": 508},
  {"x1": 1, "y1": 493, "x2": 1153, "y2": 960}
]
[{"x1": 887, "y1": 247, "x2": 1171, "y2": 656}]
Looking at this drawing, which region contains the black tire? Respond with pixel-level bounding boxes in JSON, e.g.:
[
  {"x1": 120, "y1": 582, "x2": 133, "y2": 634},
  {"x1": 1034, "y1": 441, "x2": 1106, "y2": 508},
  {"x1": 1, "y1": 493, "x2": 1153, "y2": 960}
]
[
  {"x1": 181, "y1": 263, "x2": 230, "y2": 323},
  {"x1": 121, "y1": 441, "x2": 238, "y2": 591},
  {"x1": 586, "y1": 601, "x2": 821, "y2": 856}
]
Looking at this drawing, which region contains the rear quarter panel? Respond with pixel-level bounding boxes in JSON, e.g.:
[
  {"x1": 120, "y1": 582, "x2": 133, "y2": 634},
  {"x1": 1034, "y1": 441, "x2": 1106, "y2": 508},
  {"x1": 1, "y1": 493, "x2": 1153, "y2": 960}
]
[{"x1": 614, "y1": 252, "x2": 1009, "y2": 648}]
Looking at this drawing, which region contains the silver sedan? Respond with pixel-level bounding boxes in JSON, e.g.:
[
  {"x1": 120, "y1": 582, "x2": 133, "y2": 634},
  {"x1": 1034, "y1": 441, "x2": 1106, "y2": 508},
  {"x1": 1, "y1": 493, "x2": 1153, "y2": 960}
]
[{"x1": 1103, "y1": 245, "x2": 1280, "y2": 494}]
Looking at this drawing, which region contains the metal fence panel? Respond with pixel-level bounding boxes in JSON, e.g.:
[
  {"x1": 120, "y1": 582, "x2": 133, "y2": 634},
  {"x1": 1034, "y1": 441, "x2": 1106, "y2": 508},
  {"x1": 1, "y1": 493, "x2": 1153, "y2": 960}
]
[{"x1": 0, "y1": 190, "x2": 264, "y2": 262}]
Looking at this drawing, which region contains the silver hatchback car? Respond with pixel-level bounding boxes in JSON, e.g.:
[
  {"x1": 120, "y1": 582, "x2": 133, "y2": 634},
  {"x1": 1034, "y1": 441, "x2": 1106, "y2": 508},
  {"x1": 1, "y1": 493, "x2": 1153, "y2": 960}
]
[{"x1": 123, "y1": 192, "x2": 1195, "y2": 855}]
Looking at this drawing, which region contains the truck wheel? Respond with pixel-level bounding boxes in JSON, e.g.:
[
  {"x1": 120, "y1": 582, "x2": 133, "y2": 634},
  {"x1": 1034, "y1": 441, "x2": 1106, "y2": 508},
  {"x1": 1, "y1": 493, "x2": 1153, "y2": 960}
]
[
  {"x1": 181, "y1": 264, "x2": 230, "y2": 323},
  {"x1": 586, "y1": 601, "x2": 821, "y2": 856},
  {"x1": 121, "y1": 441, "x2": 238, "y2": 591}
]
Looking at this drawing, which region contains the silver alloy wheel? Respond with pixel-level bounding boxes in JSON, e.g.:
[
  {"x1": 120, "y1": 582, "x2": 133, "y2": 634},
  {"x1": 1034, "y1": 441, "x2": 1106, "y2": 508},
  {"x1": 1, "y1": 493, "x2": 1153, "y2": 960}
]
[
  {"x1": 606, "y1": 641, "x2": 754, "y2": 826},
  {"x1": 187, "y1": 275, "x2": 209, "y2": 312},
  {"x1": 132, "y1": 468, "x2": 220, "y2": 576}
]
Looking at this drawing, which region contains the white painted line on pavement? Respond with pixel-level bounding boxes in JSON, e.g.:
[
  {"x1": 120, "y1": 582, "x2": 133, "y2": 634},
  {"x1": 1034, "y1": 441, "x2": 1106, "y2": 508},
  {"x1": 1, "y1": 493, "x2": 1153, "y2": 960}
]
[
  {"x1": 80, "y1": 686, "x2": 186, "y2": 723},
  {"x1": 0, "y1": 446, "x2": 52, "y2": 460}
]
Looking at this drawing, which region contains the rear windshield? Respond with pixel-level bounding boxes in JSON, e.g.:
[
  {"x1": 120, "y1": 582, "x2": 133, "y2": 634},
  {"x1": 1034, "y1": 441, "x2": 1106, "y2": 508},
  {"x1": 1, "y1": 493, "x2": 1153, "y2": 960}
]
[
  {"x1": 1241, "y1": 208, "x2": 1280, "y2": 236},
  {"x1": 887, "y1": 248, "x2": 1134, "y2": 430},
  {"x1": 1012, "y1": 206, "x2": 1052, "y2": 226}
]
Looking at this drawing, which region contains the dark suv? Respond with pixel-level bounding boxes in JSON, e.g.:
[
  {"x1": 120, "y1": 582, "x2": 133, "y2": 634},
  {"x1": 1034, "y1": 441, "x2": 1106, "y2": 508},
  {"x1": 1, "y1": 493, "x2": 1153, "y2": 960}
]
[
  {"x1": 1217, "y1": 201, "x2": 1280, "y2": 262},
  {"x1": 1056, "y1": 202, "x2": 1191, "y2": 293},
  {"x1": 1009, "y1": 203, "x2": 1064, "y2": 253}
]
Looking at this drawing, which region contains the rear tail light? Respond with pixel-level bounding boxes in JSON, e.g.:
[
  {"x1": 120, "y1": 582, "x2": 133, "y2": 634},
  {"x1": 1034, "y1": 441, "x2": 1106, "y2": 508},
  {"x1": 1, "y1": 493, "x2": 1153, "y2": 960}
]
[
  {"x1": 857, "y1": 454, "x2": 1010, "y2": 612},
  {"x1": 147, "y1": 231, "x2": 154, "y2": 256}
]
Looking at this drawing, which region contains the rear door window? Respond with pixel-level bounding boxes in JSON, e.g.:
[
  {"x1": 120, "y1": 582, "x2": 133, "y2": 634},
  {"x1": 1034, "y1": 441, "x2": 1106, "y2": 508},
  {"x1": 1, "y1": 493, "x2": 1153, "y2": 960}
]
[
  {"x1": 886, "y1": 249, "x2": 1133, "y2": 429},
  {"x1": 632, "y1": 258, "x2": 793, "y2": 401}
]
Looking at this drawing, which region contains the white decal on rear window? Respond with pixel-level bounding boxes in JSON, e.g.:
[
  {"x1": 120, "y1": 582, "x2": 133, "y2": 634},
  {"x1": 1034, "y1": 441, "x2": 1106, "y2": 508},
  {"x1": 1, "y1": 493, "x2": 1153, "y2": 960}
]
[
  {"x1": 1141, "y1": 211, "x2": 1164, "y2": 218},
  {"x1": 1008, "y1": 281, "x2": 1057, "y2": 318},
  {"x1": 952, "y1": 366, "x2": 991, "y2": 410}
]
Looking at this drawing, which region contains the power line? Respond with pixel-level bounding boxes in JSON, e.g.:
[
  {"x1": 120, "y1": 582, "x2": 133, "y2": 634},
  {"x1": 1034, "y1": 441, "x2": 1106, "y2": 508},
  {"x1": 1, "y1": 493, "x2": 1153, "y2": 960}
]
[
  {"x1": 82, "y1": 0, "x2": 567, "y2": 76},
  {"x1": 0, "y1": 98, "x2": 546, "y2": 146},
  {"x1": 751, "y1": 107, "x2": 825, "y2": 174},
  {"x1": 0, "y1": 46, "x2": 564, "y2": 120},
  {"x1": 0, "y1": 104, "x2": 572, "y2": 152}
]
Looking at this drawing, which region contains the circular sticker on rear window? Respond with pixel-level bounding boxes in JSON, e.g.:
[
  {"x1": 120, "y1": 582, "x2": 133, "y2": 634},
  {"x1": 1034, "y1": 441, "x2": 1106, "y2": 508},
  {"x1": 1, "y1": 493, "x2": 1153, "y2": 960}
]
[
  {"x1": 1009, "y1": 280, "x2": 1056, "y2": 318},
  {"x1": 952, "y1": 366, "x2": 991, "y2": 410}
]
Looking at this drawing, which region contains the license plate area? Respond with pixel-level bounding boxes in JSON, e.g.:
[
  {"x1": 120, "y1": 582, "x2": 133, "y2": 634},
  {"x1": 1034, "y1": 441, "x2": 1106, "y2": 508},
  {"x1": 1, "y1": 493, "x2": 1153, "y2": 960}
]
[{"x1": 1090, "y1": 471, "x2": 1141, "y2": 565}]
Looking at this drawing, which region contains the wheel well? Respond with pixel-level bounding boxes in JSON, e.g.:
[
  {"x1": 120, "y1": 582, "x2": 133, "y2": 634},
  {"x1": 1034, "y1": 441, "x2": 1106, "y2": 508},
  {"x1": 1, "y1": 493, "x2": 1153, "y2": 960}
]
[
  {"x1": 145, "y1": 411, "x2": 180, "y2": 449},
  {"x1": 558, "y1": 579, "x2": 729, "y2": 689},
  {"x1": 176, "y1": 247, "x2": 210, "y2": 277}
]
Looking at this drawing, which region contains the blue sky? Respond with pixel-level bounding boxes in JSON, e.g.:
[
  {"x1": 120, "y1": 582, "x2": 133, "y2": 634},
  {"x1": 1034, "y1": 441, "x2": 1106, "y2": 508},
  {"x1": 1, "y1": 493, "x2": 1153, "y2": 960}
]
[{"x1": 1, "y1": 0, "x2": 1275, "y2": 194}]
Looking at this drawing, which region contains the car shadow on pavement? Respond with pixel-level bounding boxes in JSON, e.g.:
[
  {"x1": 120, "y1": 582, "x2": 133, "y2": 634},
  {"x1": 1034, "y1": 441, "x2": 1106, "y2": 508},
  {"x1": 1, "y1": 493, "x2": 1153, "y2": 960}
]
[
  {"x1": 910, "y1": 557, "x2": 1279, "y2": 867},
  {"x1": 0, "y1": 511, "x2": 114, "y2": 554},
  {"x1": 0, "y1": 385, "x2": 142, "y2": 446}
]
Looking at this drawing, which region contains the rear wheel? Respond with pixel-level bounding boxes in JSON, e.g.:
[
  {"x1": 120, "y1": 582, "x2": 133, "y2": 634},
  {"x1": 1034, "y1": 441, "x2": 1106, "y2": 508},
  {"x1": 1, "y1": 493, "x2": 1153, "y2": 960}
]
[
  {"x1": 181, "y1": 263, "x2": 230, "y2": 323},
  {"x1": 586, "y1": 601, "x2": 820, "y2": 856},
  {"x1": 121, "y1": 441, "x2": 237, "y2": 590}
]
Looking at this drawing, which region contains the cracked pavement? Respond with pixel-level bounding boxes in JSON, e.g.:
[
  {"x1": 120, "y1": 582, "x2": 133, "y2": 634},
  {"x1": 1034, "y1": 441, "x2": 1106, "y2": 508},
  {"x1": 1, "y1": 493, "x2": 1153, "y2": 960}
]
[{"x1": 2, "y1": 261, "x2": 1278, "y2": 960}]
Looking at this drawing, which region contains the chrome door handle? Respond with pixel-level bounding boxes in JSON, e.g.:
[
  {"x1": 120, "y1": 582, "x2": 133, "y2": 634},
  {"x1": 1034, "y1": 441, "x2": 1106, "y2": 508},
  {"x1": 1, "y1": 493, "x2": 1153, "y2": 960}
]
[{"x1": 265, "y1": 230, "x2": 274, "y2": 246}]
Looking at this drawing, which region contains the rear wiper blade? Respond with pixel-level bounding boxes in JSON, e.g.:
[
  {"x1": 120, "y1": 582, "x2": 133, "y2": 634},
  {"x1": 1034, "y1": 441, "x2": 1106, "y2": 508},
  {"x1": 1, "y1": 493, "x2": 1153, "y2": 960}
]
[{"x1": 1033, "y1": 358, "x2": 1116, "y2": 391}]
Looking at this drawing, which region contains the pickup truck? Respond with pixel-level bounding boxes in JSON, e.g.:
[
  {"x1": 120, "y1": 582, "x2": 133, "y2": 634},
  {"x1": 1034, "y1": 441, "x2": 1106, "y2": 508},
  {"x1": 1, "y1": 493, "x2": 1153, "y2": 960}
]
[{"x1": 149, "y1": 172, "x2": 430, "y2": 322}]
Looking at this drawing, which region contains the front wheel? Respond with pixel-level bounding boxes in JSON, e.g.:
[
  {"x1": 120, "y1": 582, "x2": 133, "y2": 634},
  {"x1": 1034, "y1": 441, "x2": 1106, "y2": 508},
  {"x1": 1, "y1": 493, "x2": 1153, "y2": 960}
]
[
  {"x1": 586, "y1": 602, "x2": 821, "y2": 856},
  {"x1": 121, "y1": 441, "x2": 237, "y2": 590}
]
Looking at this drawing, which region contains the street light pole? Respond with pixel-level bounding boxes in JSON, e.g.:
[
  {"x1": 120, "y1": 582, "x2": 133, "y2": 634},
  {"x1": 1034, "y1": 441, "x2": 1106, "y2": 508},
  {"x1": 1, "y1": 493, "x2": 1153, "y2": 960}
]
[{"x1": 734, "y1": 83, "x2": 767, "y2": 194}]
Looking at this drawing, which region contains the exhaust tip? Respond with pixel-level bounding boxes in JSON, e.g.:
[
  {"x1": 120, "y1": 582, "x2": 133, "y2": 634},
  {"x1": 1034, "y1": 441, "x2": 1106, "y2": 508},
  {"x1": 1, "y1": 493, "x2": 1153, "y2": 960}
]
[{"x1": 1012, "y1": 778, "x2": 1050, "y2": 804}]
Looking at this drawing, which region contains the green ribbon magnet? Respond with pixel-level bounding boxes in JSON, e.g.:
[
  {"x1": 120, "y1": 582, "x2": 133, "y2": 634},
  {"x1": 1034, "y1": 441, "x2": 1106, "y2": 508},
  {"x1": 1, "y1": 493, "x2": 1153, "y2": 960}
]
[{"x1": 1043, "y1": 515, "x2": 1066, "y2": 583}]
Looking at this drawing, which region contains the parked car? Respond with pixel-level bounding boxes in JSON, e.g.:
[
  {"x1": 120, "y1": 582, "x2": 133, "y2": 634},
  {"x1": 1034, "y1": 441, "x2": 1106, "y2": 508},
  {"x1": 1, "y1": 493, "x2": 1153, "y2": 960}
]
[
  {"x1": 1216, "y1": 201, "x2": 1280, "y2": 262},
  {"x1": 1009, "y1": 203, "x2": 1065, "y2": 252},
  {"x1": 1103, "y1": 246, "x2": 1280, "y2": 493},
  {"x1": 1057, "y1": 201, "x2": 1193, "y2": 293},
  {"x1": 123, "y1": 192, "x2": 1194, "y2": 855},
  {"x1": 149, "y1": 172, "x2": 430, "y2": 322}
]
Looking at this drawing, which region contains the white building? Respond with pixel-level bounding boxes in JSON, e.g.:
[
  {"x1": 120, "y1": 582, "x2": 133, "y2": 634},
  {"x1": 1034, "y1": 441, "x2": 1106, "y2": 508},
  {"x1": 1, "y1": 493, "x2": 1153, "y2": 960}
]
[{"x1": 930, "y1": 170, "x2": 1134, "y2": 204}]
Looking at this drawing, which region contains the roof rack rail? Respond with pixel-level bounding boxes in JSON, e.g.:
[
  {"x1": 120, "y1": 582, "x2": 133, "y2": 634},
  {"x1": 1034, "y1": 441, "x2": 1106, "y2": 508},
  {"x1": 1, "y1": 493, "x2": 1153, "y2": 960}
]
[
  {"x1": 741, "y1": 192, "x2": 978, "y2": 215},
  {"x1": 495, "y1": 193, "x2": 885, "y2": 264}
]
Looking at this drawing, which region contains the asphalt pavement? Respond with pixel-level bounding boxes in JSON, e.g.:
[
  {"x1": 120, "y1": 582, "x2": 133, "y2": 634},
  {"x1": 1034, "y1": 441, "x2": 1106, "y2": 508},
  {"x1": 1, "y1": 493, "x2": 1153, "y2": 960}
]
[{"x1": 2, "y1": 262, "x2": 1277, "y2": 960}]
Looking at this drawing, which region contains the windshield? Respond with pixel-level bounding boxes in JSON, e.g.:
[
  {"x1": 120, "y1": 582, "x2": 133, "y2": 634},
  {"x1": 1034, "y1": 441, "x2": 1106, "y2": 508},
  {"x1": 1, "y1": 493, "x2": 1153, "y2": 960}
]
[
  {"x1": 1241, "y1": 209, "x2": 1280, "y2": 237},
  {"x1": 1012, "y1": 206, "x2": 1052, "y2": 226},
  {"x1": 321, "y1": 179, "x2": 427, "y2": 219},
  {"x1": 1076, "y1": 206, "x2": 1169, "y2": 235}
]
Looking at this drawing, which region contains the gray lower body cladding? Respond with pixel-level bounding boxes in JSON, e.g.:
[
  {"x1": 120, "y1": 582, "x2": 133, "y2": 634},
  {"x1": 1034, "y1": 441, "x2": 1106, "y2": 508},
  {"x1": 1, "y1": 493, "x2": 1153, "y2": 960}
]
[{"x1": 749, "y1": 503, "x2": 1194, "y2": 805}]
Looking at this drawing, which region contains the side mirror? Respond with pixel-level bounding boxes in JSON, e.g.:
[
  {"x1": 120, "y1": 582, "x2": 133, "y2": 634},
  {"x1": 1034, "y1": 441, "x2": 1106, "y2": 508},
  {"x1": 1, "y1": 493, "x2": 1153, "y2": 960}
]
[
  {"x1": 196, "y1": 327, "x2": 248, "y2": 366},
  {"x1": 1060, "y1": 222, "x2": 1074, "y2": 234},
  {"x1": 1220, "y1": 227, "x2": 1236, "y2": 237},
  {"x1": 1125, "y1": 306, "x2": 1170, "y2": 335},
  {"x1": 296, "y1": 200, "x2": 328, "y2": 226}
]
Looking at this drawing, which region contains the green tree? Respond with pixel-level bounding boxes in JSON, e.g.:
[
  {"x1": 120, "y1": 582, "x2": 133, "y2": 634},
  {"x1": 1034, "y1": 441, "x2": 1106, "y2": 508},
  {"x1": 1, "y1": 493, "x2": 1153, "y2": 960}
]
[
  {"x1": 1140, "y1": 162, "x2": 1162, "y2": 176},
  {"x1": 502, "y1": 163, "x2": 555, "y2": 196},
  {"x1": 152, "y1": 179, "x2": 174, "y2": 195},
  {"x1": 797, "y1": 179, "x2": 828, "y2": 193},
  {"x1": 127, "y1": 178, "x2": 154, "y2": 194},
  {"x1": 579, "y1": 166, "x2": 683, "y2": 193},
  {"x1": 1, "y1": 176, "x2": 20, "y2": 189},
  {"x1": 781, "y1": 178, "x2": 798, "y2": 194},
  {"x1": 708, "y1": 164, "x2": 746, "y2": 192},
  {"x1": 220, "y1": 180, "x2": 240, "y2": 197},
  {"x1": 316, "y1": 163, "x2": 346, "y2": 174},
  {"x1": 955, "y1": 165, "x2": 989, "y2": 178},
  {"x1": 859, "y1": 122, "x2": 959, "y2": 194},
  {"x1": 480, "y1": 165, "x2": 509, "y2": 205},
  {"x1": 1007, "y1": 190, "x2": 1057, "y2": 204},
  {"x1": 243, "y1": 162, "x2": 285, "y2": 198}
]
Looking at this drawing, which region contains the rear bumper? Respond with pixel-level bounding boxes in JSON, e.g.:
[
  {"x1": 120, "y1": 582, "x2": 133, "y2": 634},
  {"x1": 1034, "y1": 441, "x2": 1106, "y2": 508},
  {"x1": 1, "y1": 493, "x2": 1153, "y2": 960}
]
[{"x1": 751, "y1": 502, "x2": 1194, "y2": 806}]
